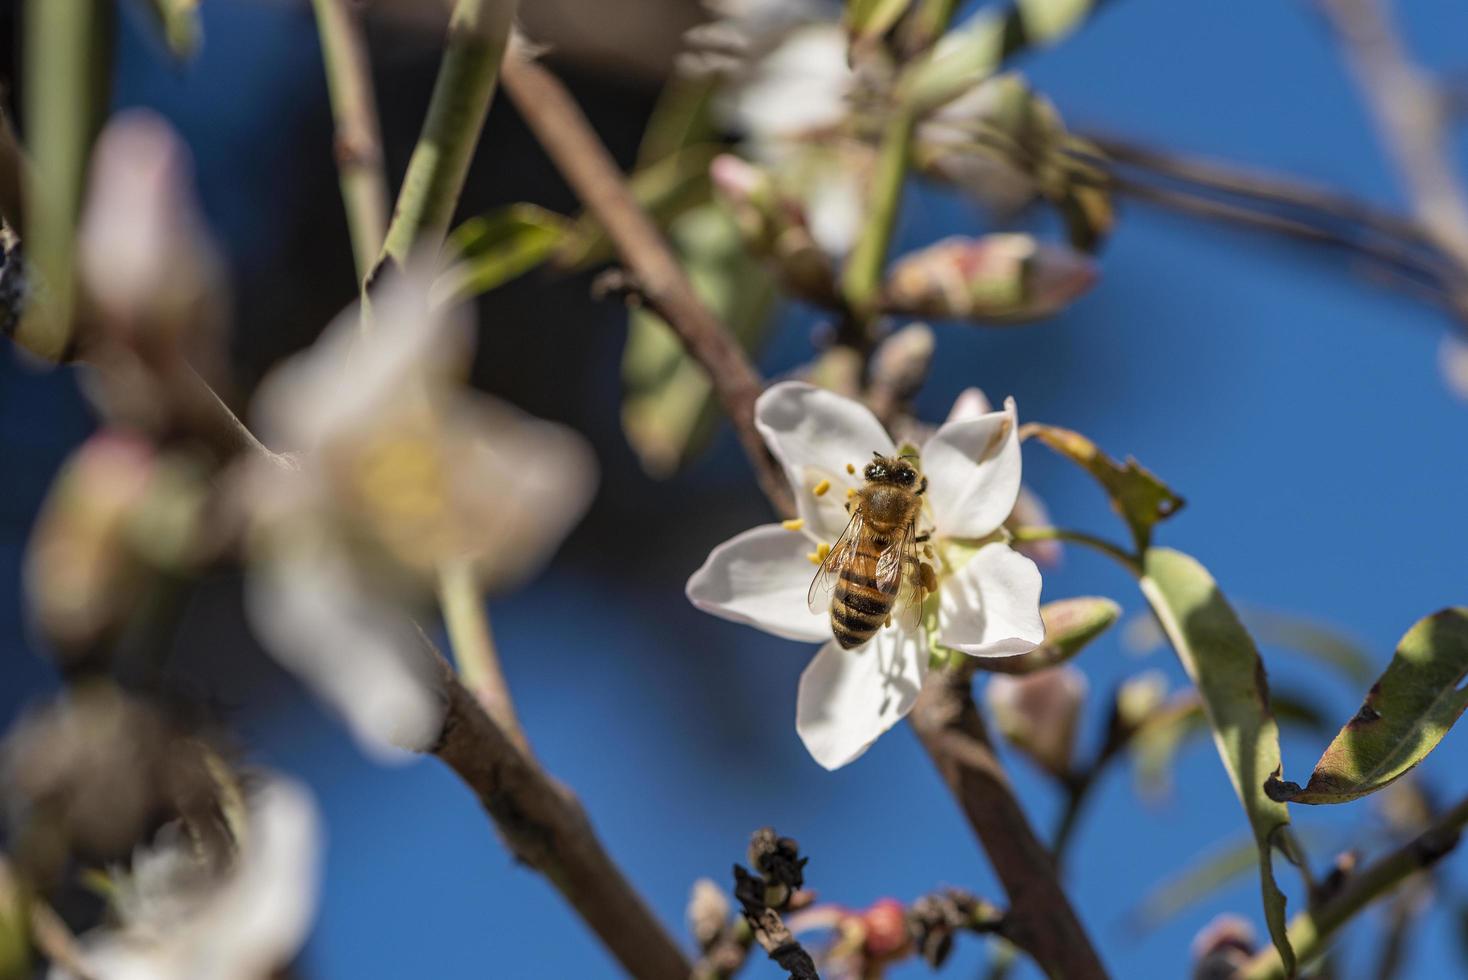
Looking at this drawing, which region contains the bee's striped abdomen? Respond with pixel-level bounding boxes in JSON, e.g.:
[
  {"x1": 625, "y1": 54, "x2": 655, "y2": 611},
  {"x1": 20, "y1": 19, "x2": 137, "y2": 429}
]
[{"x1": 830, "y1": 530, "x2": 898, "y2": 649}]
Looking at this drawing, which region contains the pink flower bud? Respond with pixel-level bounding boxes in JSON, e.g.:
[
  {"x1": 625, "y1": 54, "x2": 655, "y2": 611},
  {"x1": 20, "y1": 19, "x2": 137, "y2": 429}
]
[
  {"x1": 883, "y1": 234, "x2": 1096, "y2": 323},
  {"x1": 985, "y1": 665, "x2": 1089, "y2": 776},
  {"x1": 76, "y1": 109, "x2": 225, "y2": 356},
  {"x1": 1190, "y1": 914, "x2": 1255, "y2": 980},
  {"x1": 860, "y1": 898, "x2": 912, "y2": 961},
  {"x1": 24, "y1": 434, "x2": 157, "y2": 656}
]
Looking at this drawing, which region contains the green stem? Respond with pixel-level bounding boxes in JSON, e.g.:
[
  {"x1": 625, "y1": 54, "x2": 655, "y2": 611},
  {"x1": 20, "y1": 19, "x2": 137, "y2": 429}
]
[
  {"x1": 1010, "y1": 524, "x2": 1139, "y2": 573},
  {"x1": 311, "y1": 0, "x2": 390, "y2": 283},
  {"x1": 840, "y1": 107, "x2": 915, "y2": 322},
  {"x1": 377, "y1": 0, "x2": 516, "y2": 269},
  {"x1": 1241, "y1": 794, "x2": 1468, "y2": 980},
  {"x1": 436, "y1": 558, "x2": 528, "y2": 753},
  {"x1": 16, "y1": 0, "x2": 111, "y2": 360}
]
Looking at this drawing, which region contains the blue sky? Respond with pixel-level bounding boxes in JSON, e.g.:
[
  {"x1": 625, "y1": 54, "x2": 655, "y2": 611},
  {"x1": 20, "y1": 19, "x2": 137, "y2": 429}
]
[{"x1": 4, "y1": 0, "x2": 1468, "y2": 977}]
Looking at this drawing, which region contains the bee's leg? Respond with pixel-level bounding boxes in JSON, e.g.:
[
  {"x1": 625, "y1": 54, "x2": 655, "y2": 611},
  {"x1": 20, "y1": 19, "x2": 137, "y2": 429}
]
[
  {"x1": 916, "y1": 476, "x2": 928, "y2": 496},
  {"x1": 915, "y1": 532, "x2": 931, "y2": 544}
]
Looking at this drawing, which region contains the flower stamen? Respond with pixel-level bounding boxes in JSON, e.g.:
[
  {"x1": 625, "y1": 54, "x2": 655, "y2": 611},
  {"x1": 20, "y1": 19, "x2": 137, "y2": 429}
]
[
  {"x1": 781, "y1": 517, "x2": 805, "y2": 532},
  {"x1": 806, "y1": 541, "x2": 831, "y2": 565},
  {"x1": 812, "y1": 478, "x2": 831, "y2": 497}
]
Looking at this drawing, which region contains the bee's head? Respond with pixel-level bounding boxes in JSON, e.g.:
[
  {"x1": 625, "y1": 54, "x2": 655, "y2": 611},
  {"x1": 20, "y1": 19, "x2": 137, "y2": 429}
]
[{"x1": 864, "y1": 453, "x2": 919, "y2": 487}]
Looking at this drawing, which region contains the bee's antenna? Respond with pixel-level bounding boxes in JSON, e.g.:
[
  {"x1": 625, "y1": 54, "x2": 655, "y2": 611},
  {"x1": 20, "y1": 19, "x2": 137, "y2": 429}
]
[
  {"x1": 899, "y1": 452, "x2": 919, "y2": 460},
  {"x1": 872, "y1": 451, "x2": 883, "y2": 459}
]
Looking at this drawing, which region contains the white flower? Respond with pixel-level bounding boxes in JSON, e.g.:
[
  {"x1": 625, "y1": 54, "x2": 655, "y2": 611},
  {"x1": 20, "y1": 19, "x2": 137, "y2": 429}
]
[
  {"x1": 241, "y1": 270, "x2": 597, "y2": 760},
  {"x1": 54, "y1": 777, "x2": 320, "y2": 980},
  {"x1": 687, "y1": 382, "x2": 1044, "y2": 768}
]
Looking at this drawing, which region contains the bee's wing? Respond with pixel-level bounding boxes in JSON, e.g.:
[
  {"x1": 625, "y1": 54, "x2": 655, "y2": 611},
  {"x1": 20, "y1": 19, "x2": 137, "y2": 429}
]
[
  {"x1": 807, "y1": 507, "x2": 865, "y2": 614},
  {"x1": 884, "y1": 520, "x2": 926, "y2": 632}
]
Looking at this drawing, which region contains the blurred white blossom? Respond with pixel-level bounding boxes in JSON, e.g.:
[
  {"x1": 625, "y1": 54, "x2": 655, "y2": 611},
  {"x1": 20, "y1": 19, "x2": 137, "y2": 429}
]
[
  {"x1": 53, "y1": 777, "x2": 320, "y2": 980},
  {"x1": 242, "y1": 270, "x2": 598, "y2": 759}
]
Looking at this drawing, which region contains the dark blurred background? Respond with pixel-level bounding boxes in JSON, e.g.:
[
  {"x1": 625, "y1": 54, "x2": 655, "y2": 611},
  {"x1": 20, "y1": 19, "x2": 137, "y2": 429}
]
[{"x1": 4, "y1": 0, "x2": 1468, "y2": 976}]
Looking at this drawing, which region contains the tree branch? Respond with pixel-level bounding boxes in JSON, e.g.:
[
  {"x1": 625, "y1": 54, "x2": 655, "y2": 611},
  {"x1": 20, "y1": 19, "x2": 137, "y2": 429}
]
[
  {"x1": 909, "y1": 663, "x2": 1108, "y2": 980},
  {"x1": 311, "y1": 0, "x2": 390, "y2": 283},
  {"x1": 429, "y1": 646, "x2": 692, "y2": 979},
  {"x1": 499, "y1": 50, "x2": 795, "y2": 517},
  {"x1": 1240, "y1": 793, "x2": 1468, "y2": 980}
]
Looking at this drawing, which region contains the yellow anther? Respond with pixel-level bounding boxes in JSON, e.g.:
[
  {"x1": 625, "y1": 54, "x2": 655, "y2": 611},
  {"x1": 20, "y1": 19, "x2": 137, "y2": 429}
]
[
  {"x1": 812, "y1": 479, "x2": 831, "y2": 497},
  {"x1": 846, "y1": 487, "x2": 858, "y2": 499},
  {"x1": 884, "y1": 614, "x2": 893, "y2": 628},
  {"x1": 845, "y1": 462, "x2": 856, "y2": 475},
  {"x1": 781, "y1": 518, "x2": 805, "y2": 532},
  {"x1": 806, "y1": 542, "x2": 831, "y2": 565}
]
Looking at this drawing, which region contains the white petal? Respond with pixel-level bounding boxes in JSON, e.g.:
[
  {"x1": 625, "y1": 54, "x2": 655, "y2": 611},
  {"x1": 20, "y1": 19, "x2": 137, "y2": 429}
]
[
  {"x1": 442, "y1": 396, "x2": 598, "y2": 592},
  {"x1": 251, "y1": 268, "x2": 470, "y2": 455},
  {"x1": 686, "y1": 524, "x2": 830, "y2": 643},
  {"x1": 939, "y1": 542, "x2": 1044, "y2": 657},
  {"x1": 755, "y1": 381, "x2": 895, "y2": 542},
  {"x1": 725, "y1": 24, "x2": 852, "y2": 144},
  {"x1": 922, "y1": 395, "x2": 1021, "y2": 539},
  {"x1": 796, "y1": 630, "x2": 927, "y2": 769},
  {"x1": 805, "y1": 167, "x2": 863, "y2": 259},
  {"x1": 244, "y1": 547, "x2": 444, "y2": 760}
]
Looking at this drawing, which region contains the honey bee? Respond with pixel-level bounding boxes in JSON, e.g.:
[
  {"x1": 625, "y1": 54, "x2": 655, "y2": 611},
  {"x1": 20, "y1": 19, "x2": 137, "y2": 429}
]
[{"x1": 808, "y1": 453, "x2": 930, "y2": 649}]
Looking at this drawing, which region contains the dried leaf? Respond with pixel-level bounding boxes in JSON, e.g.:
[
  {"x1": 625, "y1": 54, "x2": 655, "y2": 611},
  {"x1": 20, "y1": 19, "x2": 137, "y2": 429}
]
[
  {"x1": 1025, "y1": 423, "x2": 1183, "y2": 550},
  {"x1": 1138, "y1": 547, "x2": 1294, "y2": 974},
  {"x1": 1267, "y1": 608, "x2": 1468, "y2": 805}
]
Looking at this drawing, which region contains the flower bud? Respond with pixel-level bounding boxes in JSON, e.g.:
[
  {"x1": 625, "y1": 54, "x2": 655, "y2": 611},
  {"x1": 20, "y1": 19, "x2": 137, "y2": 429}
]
[
  {"x1": 1190, "y1": 914, "x2": 1255, "y2": 980},
  {"x1": 1, "y1": 685, "x2": 215, "y2": 879},
  {"x1": 860, "y1": 898, "x2": 912, "y2": 962},
  {"x1": 709, "y1": 154, "x2": 835, "y2": 301},
  {"x1": 25, "y1": 433, "x2": 207, "y2": 662},
  {"x1": 1115, "y1": 670, "x2": 1168, "y2": 732},
  {"x1": 985, "y1": 665, "x2": 1088, "y2": 777},
  {"x1": 882, "y1": 234, "x2": 1096, "y2": 323},
  {"x1": 24, "y1": 434, "x2": 157, "y2": 658},
  {"x1": 1440, "y1": 334, "x2": 1468, "y2": 402},
  {"x1": 869, "y1": 323, "x2": 935, "y2": 406},
  {"x1": 76, "y1": 109, "x2": 226, "y2": 362},
  {"x1": 687, "y1": 878, "x2": 732, "y2": 951}
]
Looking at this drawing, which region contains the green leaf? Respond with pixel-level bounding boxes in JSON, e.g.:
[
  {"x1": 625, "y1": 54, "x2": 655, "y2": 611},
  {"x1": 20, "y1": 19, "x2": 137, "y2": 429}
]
[
  {"x1": 846, "y1": 0, "x2": 915, "y2": 42},
  {"x1": 1267, "y1": 608, "x2": 1468, "y2": 806},
  {"x1": 440, "y1": 204, "x2": 569, "y2": 300},
  {"x1": 1138, "y1": 547, "x2": 1295, "y2": 974},
  {"x1": 621, "y1": 203, "x2": 775, "y2": 475},
  {"x1": 979, "y1": 596, "x2": 1120, "y2": 674},
  {"x1": 1025, "y1": 424, "x2": 1183, "y2": 550}
]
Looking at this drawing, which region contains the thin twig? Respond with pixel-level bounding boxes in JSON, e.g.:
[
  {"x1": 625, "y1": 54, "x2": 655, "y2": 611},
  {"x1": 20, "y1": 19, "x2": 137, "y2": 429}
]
[
  {"x1": 1240, "y1": 793, "x2": 1468, "y2": 980},
  {"x1": 909, "y1": 663, "x2": 1109, "y2": 979},
  {"x1": 1314, "y1": 0, "x2": 1468, "y2": 270},
  {"x1": 500, "y1": 50, "x2": 795, "y2": 517},
  {"x1": 429, "y1": 645, "x2": 692, "y2": 979},
  {"x1": 311, "y1": 0, "x2": 390, "y2": 282}
]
